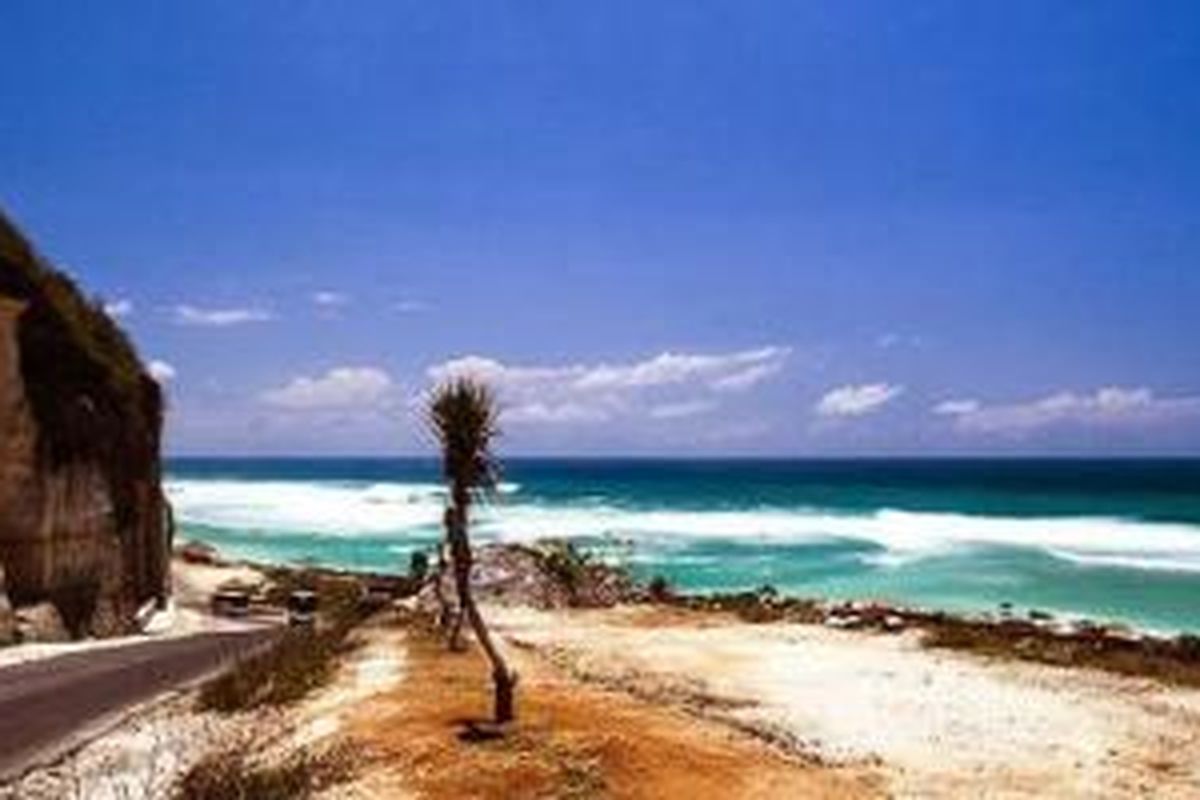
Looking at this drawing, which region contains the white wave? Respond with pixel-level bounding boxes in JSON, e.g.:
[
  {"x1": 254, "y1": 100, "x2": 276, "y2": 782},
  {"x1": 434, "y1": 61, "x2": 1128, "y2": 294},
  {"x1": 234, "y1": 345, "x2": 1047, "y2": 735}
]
[
  {"x1": 167, "y1": 478, "x2": 1200, "y2": 573},
  {"x1": 480, "y1": 506, "x2": 1200, "y2": 573},
  {"x1": 856, "y1": 509, "x2": 1200, "y2": 573},
  {"x1": 168, "y1": 479, "x2": 446, "y2": 535}
]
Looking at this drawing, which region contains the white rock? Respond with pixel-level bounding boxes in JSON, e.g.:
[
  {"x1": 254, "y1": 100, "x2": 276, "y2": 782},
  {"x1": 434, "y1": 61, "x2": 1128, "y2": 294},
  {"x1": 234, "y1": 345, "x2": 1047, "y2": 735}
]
[{"x1": 16, "y1": 602, "x2": 70, "y2": 643}]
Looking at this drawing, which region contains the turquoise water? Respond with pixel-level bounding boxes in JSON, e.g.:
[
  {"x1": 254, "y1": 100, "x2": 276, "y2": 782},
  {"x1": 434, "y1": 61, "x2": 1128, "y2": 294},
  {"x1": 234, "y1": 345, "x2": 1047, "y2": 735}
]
[{"x1": 168, "y1": 458, "x2": 1200, "y2": 633}]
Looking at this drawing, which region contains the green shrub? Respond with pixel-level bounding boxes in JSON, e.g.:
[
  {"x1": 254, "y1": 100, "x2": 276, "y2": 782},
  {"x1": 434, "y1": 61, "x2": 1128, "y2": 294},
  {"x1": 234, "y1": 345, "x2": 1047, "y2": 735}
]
[
  {"x1": 537, "y1": 540, "x2": 592, "y2": 601},
  {"x1": 648, "y1": 575, "x2": 672, "y2": 601}
]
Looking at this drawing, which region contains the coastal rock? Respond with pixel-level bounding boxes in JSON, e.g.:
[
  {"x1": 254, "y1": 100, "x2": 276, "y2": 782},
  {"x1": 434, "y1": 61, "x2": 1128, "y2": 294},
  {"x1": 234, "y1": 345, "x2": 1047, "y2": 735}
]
[
  {"x1": 87, "y1": 596, "x2": 128, "y2": 638},
  {"x1": 417, "y1": 541, "x2": 637, "y2": 612},
  {"x1": 178, "y1": 540, "x2": 222, "y2": 566},
  {"x1": 16, "y1": 602, "x2": 69, "y2": 643},
  {"x1": 0, "y1": 212, "x2": 170, "y2": 639},
  {"x1": 0, "y1": 564, "x2": 15, "y2": 645}
]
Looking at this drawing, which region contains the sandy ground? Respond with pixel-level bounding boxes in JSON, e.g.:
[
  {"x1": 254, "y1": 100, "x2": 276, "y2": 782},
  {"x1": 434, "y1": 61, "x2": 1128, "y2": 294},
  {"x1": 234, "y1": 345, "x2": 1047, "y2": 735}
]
[
  {"x1": 335, "y1": 616, "x2": 874, "y2": 799},
  {"x1": 169, "y1": 558, "x2": 266, "y2": 614},
  {"x1": 487, "y1": 604, "x2": 1200, "y2": 799}
]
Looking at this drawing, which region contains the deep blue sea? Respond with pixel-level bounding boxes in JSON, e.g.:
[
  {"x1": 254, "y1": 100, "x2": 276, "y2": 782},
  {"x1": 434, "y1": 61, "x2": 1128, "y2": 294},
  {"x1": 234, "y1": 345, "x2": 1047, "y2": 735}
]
[{"x1": 168, "y1": 458, "x2": 1200, "y2": 633}]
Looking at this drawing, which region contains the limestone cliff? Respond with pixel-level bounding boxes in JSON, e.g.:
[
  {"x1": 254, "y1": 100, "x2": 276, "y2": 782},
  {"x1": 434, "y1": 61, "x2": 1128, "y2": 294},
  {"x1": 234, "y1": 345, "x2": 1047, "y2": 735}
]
[{"x1": 0, "y1": 211, "x2": 170, "y2": 639}]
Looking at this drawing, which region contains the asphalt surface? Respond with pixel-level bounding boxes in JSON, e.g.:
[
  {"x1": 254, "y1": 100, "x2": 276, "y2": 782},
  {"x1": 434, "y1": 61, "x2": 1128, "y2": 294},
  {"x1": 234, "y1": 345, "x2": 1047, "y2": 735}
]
[{"x1": 0, "y1": 627, "x2": 276, "y2": 782}]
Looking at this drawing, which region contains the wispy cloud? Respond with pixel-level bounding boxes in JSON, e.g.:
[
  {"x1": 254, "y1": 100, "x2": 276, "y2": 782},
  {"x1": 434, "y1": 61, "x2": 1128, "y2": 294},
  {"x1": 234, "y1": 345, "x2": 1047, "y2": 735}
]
[
  {"x1": 104, "y1": 298, "x2": 134, "y2": 318},
  {"x1": 312, "y1": 291, "x2": 350, "y2": 308},
  {"x1": 650, "y1": 399, "x2": 719, "y2": 420},
  {"x1": 933, "y1": 399, "x2": 981, "y2": 416},
  {"x1": 571, "y1": 347, "x2": 789, "y2": 393},
  {"x1": 311, "y1": 291, "x2": 351, "y2": 319},
  {"x1": 173, "y1": 304, "x2": 274, "y2": 327},
  {"x1": 935, "y1": 387, "x2": 1200, "y2": 435},
  {"x1": 816, "y1": 383, "x2": 904, "y2": 417},
  {"x1": 394, "y1": 299, "x2": 430, "y2": 314},
  {"x1": 147, "y1": 359, "x2": 176, "y2": 383},
  {"x1": 261, "y1": 366, "x2": 398, "y2": 412},
  {"x1": 505, "y1": 402, "x2": 612, "y2": 424},
  {"x1": 426, "y1": 346, "x2": 790, "y2": 425}
]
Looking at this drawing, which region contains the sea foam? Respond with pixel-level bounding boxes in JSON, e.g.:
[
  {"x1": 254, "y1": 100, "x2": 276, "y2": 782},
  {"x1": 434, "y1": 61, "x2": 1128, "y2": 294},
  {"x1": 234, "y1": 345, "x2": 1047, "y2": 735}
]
[{"x1": 167, "y1": 478, "x2": 1200, "y2": 573}]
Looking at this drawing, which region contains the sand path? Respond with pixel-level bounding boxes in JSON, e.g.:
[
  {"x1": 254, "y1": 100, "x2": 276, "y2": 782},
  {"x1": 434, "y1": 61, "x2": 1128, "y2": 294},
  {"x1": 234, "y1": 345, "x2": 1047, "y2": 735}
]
[{"x1": 490, "y1": 604, "x2": 1200, "y2": 798}]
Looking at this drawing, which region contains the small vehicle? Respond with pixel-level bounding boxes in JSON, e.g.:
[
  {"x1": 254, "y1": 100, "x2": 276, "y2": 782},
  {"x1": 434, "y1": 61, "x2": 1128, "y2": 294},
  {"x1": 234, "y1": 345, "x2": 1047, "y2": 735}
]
[
  {"x1": 287, "y1": 589, "x2": 318, "y2": 626},
  {"x1": 211, "y1": 589, "x2": 251, "y2": 618}
]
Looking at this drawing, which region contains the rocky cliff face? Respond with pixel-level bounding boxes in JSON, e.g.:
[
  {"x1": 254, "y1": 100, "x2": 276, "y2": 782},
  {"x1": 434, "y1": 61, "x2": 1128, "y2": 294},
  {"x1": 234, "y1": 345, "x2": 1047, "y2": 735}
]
[{"x1": 0, "y1": 212, "x2": 170, "y2": 640}]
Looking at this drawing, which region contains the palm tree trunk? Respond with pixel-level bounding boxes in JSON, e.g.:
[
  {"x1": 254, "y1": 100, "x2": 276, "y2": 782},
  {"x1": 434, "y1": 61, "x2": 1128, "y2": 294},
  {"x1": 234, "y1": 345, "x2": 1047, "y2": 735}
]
[
  {"x1": 429, "y1": 540, "x2": 460, "y2": 645},
  {"x1": 447, "y1": 577, "x2": 467, "y2": 651},
  {"x1": 439, "y1": 510, "x2": 467, "y2": 651},
  {"x1": 448, "y1": 505, "x2": 517, "y2": 723}
]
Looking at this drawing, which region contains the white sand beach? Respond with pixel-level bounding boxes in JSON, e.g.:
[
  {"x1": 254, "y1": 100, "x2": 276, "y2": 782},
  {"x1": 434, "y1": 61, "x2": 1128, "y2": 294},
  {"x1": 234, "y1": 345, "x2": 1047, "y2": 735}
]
[{"x1": 488, "y1": 604, "x2": 1200, "y2": 798}]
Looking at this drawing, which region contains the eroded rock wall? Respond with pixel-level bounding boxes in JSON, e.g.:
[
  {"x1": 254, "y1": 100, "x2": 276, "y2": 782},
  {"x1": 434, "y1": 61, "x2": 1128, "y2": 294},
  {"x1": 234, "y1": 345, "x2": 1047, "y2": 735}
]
[{"x1": 0, "y1": 216, "x2": 170, "y2": 640}]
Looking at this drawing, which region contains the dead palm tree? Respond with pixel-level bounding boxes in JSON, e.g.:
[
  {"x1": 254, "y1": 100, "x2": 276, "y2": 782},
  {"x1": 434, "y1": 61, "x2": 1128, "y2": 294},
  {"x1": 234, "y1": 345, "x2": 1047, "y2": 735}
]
[{"x1": 428, "y1": 377, "x2": 518, "y2": 723}]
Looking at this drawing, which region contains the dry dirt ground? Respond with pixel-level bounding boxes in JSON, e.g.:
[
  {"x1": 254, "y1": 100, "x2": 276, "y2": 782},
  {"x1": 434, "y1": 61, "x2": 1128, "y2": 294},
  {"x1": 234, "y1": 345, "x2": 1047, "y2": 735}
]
[{"x1": 333, "y1": 615, "x2": 879, "y2": 799}]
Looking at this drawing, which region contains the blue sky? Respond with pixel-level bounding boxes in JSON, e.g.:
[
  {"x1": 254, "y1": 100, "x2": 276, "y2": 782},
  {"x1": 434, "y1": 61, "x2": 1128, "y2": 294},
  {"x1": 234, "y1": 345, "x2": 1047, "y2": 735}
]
[{"x1": 3, "y1": 1, "x2": 1199, "y2": 455}]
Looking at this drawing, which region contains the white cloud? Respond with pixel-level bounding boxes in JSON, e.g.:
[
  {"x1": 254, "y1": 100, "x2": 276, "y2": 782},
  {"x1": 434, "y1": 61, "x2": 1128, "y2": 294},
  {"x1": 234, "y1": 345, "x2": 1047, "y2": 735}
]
[
  {"x1": 940, "y1": 387, "x2": 1200, "y2": 435},
  {"x1": 104, "y1": 299, "x2": 134, "y2": 318},
  {"x1": 710, "y1": 361, "x2": 786, "y2": 392},
  {"x1": 147, "y1": 359, "x2": 176, "y2": 383},
  {"x1": 650, "y1": 400, "x2": 718, "y2": 420},
  {"x1": 312, "y1": 291, "x2": 350, "y2": 308},
  {"x1": 261, "y1": 366, "x2": 397, "y2": 412},
  {"x1": 933, "y1": 399, "x2": 981, "y2": 416},
  {"x1": 816, "y1": 383, "x2": 904, "y2": 417},
  {"x1": 506, "y1": 402, "x2": 612, "y2": 424},
  {"x1": 394, "y1": 299, "x2": 430, "y2": 313},
  {"x1": 173, "y1": 305, "x2": 274, "y2": 327},
  {"x1": 572, "y1": 347, "x2": 789, "y2": 392},
  {"x1": 425, "y1": 346, "x2": 789, "y2": 425},
  {"x1": 427, "y1": 355, "x2": 570, "y2": 388}
]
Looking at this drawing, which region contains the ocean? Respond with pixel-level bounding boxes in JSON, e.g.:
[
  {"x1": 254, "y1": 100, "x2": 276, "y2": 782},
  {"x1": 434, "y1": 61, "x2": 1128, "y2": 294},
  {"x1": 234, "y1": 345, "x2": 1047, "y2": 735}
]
[{"x1": 167, "y1": 458, "x2": 1200, "y2": 633}]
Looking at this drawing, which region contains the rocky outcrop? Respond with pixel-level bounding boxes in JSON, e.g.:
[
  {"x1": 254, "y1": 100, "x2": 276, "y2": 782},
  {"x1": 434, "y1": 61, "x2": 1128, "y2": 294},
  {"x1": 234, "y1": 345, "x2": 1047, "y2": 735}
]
[
  {"x1": 0, "y1": 211, "x2": 170, "y2": 641},
  {"x1": 417, "y1": 541, "x2": 638, "y2": 614},
  {"x1": 15, "y1": 602, "x2": 69, "y2": 643},
  {"x1": 0, "y1": 564, "x2": 15, "y2": 645}
]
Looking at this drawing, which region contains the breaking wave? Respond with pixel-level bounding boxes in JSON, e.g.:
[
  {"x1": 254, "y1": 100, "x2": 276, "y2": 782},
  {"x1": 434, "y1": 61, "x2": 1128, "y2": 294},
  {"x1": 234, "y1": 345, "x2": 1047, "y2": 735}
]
[{"x1": 167, "y1": 478, "x2": 1200, "y2": 573}]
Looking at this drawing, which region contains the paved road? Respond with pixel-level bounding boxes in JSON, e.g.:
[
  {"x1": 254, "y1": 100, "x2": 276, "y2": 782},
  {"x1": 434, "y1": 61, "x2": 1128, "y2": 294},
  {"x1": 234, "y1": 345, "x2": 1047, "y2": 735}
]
[{"x1": 0, "y1": 628, "x2": 276, "y2": 781}]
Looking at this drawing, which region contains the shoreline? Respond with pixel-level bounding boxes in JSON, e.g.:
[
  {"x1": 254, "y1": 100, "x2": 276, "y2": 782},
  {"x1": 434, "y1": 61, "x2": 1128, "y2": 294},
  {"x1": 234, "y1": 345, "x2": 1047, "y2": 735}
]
[
  {"x1": 186, "y1": 537, "x2": 1200, "y2": 635},
  {"x1": 183, "y1": 537, "x2": 1200, "y2": 690},
  {"x1": 188, "y1": 533, "x2": 1199, "y2": 630},
  {"x1": 9, "y1": 534, "x2": 1197, "y2": 693}
]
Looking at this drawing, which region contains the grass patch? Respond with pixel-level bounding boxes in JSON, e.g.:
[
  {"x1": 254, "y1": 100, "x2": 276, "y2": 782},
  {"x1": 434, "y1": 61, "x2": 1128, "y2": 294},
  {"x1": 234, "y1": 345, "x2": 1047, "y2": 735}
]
[
  {"x1": 197, "y1": 627, "x2": 352, "y2": 713},
  {"x1": 175, "y1": 742, "x2": 356, "y2": 800}
]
